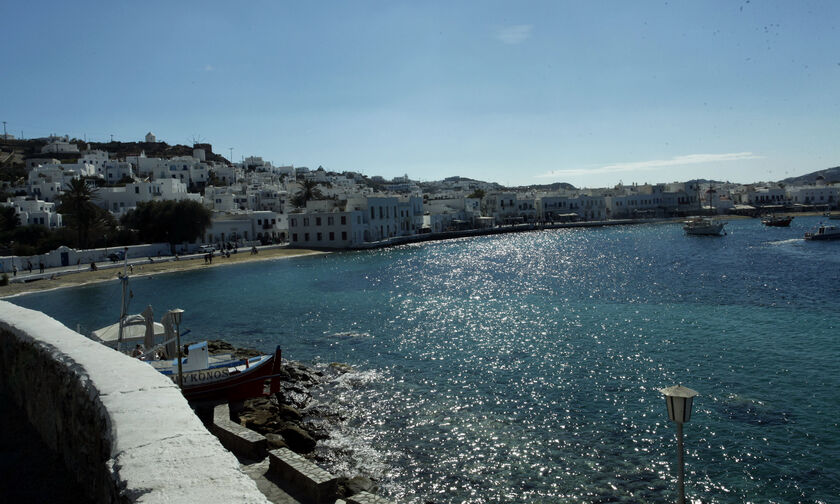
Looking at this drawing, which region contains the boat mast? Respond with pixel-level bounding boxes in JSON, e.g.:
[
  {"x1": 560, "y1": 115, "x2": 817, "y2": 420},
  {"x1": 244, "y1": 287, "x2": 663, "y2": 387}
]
[{"x1": 116, "y1": 247, "x2": 129, "y2": 352}]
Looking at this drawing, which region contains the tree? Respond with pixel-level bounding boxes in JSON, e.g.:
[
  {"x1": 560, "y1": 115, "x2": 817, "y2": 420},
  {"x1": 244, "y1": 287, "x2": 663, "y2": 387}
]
[
  {"x1": 58, "y1": 178, "x2": 100, "y2": 248},
  {"x1": 291, "y1": 179, "x2": 324, "y2": 209},
  {"x1": 0, "y1": 205, "x2": 19, "y2": 233},
  {"x1": 121, "y1": 200, "x2": 211, "y2": 251},
  {"x1": 467, "y1": 189, "x2": 486, "y2": 200}
]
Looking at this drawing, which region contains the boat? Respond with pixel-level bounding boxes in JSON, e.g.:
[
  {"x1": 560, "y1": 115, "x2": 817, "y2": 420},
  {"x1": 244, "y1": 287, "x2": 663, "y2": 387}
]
[
  {"x1": 804, "y1": 224, "x2": 840, "y2": 241},
  {"x1": 684, "y1": 216, "x2": 726, "y2": 236},
  {"x1": 92, "y1": 252, "x2": 283, "y2": 403},
  {"x1": 761, "y1": 215, "x2": 793, "y2": 227},
  {"x1": 152, "y1": 343, "x2": 283, "y2": 403}
]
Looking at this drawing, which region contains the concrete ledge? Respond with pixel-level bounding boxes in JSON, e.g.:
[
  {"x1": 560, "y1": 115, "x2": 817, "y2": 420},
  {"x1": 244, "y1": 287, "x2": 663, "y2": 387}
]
[
  {"x1": 268, "y1": 447, "x2": 338, "y2": 504},
  {"x1": 209, "y1": 403, "x2": 268, "y2": 461},
  {"x1": 0, "y1": 301, "x2": 270, "y2": 503},
  {"x1": 346, "y1": 492, "x2": 395, "y2": 504}
]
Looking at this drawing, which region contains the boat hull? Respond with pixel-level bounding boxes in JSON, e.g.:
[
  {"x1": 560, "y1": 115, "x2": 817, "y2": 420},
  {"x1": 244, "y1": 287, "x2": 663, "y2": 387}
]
[{"x1": 170, "y1": 346, "x2": 283, "y2": 403}]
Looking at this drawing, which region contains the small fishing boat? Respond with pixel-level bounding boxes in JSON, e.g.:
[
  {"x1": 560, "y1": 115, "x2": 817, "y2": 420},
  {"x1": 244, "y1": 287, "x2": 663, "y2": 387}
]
[
  {"x1": 761, "y1": 215, "x2": 793, "y2": 227},
  {"x1": 804, "y1": 224, "x2": 840, "y2": 241},
  {"x1": 684, "y1": 216, "x2": 726, "y2": 236},
  {"x1": 92, "y1": 252, "x2": 283, "y2": 403}
]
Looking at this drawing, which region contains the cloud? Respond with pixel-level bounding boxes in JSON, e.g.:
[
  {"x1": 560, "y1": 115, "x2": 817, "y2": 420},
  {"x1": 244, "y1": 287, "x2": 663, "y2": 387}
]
[
  {"x1": 537, "y1": 152, "x2": 762, "y2": 178},
  {"x1": 496, "y1": 25, "x2": 533, "y2": 45}
]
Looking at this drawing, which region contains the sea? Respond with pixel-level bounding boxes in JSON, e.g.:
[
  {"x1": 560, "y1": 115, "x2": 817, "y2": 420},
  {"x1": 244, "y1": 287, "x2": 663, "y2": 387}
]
[{"x1": 9, "y1": 216, "x2": 840, "y2": 503}]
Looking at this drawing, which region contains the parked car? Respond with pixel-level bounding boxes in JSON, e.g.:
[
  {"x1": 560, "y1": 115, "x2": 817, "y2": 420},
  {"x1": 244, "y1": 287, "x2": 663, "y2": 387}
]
[
  {"x1": 107, "y1": 251, "x2": 125, "y2": 262},
  {"x1": 198, "y1": 245, "x2": 215, "y2": 253}
]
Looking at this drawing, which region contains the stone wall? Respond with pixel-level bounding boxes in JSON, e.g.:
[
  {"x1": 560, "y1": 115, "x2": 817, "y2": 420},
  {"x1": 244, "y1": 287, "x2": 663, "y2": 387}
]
[{"x1": 0, "y1": 301, "x2": 270, "y2": 503}]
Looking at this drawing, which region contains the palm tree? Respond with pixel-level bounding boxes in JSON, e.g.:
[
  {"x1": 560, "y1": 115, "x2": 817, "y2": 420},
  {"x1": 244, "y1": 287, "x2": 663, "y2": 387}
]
[
  {"x1": 59, "y1": 178, "x2": 99, "y2": 248},
  {"x1": 291, "y1": 179, "x2": 324, "y2": 208}
]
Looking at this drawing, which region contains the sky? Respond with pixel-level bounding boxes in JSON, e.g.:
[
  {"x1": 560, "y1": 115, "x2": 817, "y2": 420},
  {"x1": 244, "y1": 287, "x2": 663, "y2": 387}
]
[{"x1": 3, "y1": 1, "x2": 839, "y2": 188}]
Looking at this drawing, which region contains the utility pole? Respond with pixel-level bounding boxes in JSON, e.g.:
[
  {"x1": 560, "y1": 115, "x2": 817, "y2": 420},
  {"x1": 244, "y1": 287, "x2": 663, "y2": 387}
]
[
  {"x1": 2, "y1": 121, "x2": 7, "y2": 140},
  {"x1": 229, "y1": 147, "x2": 234, "y2": 164}
]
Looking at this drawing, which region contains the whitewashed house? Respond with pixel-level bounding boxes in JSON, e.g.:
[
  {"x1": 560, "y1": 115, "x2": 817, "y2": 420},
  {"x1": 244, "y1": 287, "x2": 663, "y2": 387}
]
[
  {"x1": 2, "y1": 196, "x2": 63, "y2": 228},
  {"x1": 787, "y1": 185, "x2": 838, "y2": 207},
  {"x1": 203, "y1": 210, "x2": 286, "y2": 245},
  {"x1": 96, "y1": 179, "x2": 200, "y2": 216}
]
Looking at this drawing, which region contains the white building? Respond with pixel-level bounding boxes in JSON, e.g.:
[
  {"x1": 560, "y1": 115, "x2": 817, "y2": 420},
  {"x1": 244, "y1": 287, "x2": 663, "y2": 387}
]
[
  {"x1": 96, "y1": 179, "x2": 201, "y2": 216},
  {"x1": 787, "y1": 185, "x2": 839, "y2": 207},
  {"x1": 40, "y1": 135, "x2": 79, "y2": 154},
  {"x1": 2, "y1": 196, "x2": 63, "y2": 228},
  {"x1": 203, "y1": 210, "x2": 286, "y2": 245},
  {"x1": 145, "y1": 132, "x2": 156, "y2": 143},
  {"x1": 288, "y1": 209, "x2": 367, "y2": 248}
]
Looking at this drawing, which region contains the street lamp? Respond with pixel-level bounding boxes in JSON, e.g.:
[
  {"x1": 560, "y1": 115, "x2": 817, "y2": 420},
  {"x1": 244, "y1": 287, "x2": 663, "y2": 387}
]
[
  {"x1": 169, "y1": 309, "x2": 185, "y2": 389},
  {"x1": 660, "y1": 384, "x2": 698, "y2": 504}
]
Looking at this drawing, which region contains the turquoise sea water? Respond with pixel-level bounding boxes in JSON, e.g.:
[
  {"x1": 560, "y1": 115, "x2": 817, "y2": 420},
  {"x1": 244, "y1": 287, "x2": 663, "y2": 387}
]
[{"x1": 10, "y1": 216, "x2": 840, "y2": 503}]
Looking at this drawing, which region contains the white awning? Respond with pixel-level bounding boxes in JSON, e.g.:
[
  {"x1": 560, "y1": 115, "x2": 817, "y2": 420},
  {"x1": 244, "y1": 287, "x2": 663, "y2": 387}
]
[{"x1": 91, "y1": 314, "x2": 165, "y2": 346}]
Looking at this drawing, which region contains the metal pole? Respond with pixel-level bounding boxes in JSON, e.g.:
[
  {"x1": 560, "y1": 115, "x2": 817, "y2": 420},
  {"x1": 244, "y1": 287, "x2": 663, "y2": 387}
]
[
  {"x1": 677, "y1": 422, "x2": 685, "y2": 504},
  {"x1": 175, "y1": 320, "x2": 183, "y2": 389}
]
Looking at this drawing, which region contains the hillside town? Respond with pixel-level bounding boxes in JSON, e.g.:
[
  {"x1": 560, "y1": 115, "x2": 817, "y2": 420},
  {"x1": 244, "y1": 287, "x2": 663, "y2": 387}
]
[{"x1": 1, "y1": 133, "x2": 839, "y2": 252}]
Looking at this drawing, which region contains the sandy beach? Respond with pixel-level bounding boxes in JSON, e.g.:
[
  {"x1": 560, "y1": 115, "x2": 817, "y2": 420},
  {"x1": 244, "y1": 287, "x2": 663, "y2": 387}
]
[{"x1": 0, "y1": 247, "x2": 327, "y2": 299}]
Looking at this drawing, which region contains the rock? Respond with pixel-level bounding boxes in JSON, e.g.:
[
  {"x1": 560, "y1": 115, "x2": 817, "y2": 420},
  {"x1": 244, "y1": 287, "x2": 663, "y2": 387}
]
[
  {"x1": 280, "y1": 424, "x2": 317, "y2": 453},
  {"x1": 345, "y1": 476, "x2": 378, "y2": 495},
  {"x1": 329, "y1": 362, "x2": 354, "y2": 374},
  {"x1": 277, "y1": 403, "x2": 302, "y2": 422},
  {"x1": 264, "y1": 433, "x2": 288, "y2": 450},
  {"x1": 238, "y1": 409, "x2": 280, "y2": 432}
]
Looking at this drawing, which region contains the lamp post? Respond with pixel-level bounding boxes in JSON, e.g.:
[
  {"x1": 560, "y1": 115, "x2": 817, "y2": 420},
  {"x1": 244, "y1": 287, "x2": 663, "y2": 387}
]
[
  {"x1": 660, "y1": 385, "x2": 698, "y2": 504},
  {"x1": 169, "y1": 309, "x2": 185, "y2": 388}
]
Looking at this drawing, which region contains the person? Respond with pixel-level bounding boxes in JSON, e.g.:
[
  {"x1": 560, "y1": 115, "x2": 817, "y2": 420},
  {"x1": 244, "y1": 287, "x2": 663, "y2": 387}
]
[
  {"x1": 129, "y1": 264, "x2": 134, "y2": 274},
  {"x1": 12, "y1": 265, "x2": 17, "y2": 277},
  {"x1": 131, "y1": 344, "x2": 144, "y2": 358},
  {"x1": 27, "y1": 261, "x2": 32, "y2": 274},
  {"x1": 39, "y1": 262, "x2": 44, "y2": 274},
  {"x1": 90, "y1": 262, "x2": 97, "y2": 271}
]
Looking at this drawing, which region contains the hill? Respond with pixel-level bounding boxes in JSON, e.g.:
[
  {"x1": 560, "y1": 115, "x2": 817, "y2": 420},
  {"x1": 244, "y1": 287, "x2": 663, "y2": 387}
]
[{"x1": 780, "y1": 166, "x2": 840, "y2": 185}]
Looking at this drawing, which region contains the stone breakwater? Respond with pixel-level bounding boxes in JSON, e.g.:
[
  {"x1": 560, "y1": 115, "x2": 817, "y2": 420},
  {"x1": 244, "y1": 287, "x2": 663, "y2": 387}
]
[
  {"x1": 0, "y1": 303, "x2": 269, "y2": 503},
  {"x1": 206, "y1": 341, "x2": 382, "y2": 500}
]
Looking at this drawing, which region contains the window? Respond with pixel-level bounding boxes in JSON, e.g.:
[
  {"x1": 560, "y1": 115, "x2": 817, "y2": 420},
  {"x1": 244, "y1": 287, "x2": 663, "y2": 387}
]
[
  {"x1": 292, "y1": 233, "x2": 298, "y2": 242},
  {"x1": 303, "y1": 217, "x2": 309, "y2": 226},
  {"x1": 135, "y1": 187, "x2": 139, "y2": 194},
  {"x1": 327, "y1": 216, "x2": 334, "y2": 225},
  {"x1": 341, "y1": 215, "x2": 347, "y2": 225},
  {"x1": 371, "y1": 207, "x2": 375, "y2": 219},
  {"x1": 317, "y1": 232, "x2": 322, "y2": 241},
  {"x1": 316, "y1": 217, "x2": 322, "y2": 226},
  {"x1": 341, "y1": 231, "x2": 347, "y2": 240},
  {"x1": 329, "y1": 232, "x2": 335, "y2": 240},
  {"x1": 305, "y1": 233, "x2": 310, "y2": 241}
]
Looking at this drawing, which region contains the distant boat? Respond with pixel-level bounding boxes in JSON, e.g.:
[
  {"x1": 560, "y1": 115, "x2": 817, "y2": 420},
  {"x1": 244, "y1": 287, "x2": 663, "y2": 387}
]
[
  {"x1": 761, "y1": 215, "x2": 793, "y2": 227},
  {"x1": 804, "y1": 224, "x2": 840, "y2": 241},
  {"x1": 684, "y1": 216, "x2": 726, "y2": 236}
]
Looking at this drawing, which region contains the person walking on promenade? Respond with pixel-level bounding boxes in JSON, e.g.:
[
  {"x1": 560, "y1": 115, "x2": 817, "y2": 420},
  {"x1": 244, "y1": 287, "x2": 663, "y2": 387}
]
[
  {"x1": 27, "y1": 261, "x2": 32, "y2": 274},
  {"x1": 12, "y1": 265, "x2": 17, "y2": 277},
  {"x1": 39, "y1": 262, "x2": 44, "y2": 274}
]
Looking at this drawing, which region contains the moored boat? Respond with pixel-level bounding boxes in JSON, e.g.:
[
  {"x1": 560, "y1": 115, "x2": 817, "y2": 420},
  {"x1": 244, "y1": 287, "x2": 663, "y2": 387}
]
[
  {"x1": 684, "y1": 216, "x2": 726, "y2": 236},
  {"x1": 761, "y1": 215, "x2": 793, "y2": 227},
  {"x1": 804, "y1": 224, "x2": 840, "y2": 241}
]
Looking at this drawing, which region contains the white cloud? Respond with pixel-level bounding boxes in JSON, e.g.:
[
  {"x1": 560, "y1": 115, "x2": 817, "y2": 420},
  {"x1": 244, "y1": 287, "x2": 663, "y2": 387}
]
[
  {"x1": 537, "y1": 152, "x2": 762, "y2": 178},
  {"x1": 496, "y1": 25, "x2": 533, "y2": 45}
]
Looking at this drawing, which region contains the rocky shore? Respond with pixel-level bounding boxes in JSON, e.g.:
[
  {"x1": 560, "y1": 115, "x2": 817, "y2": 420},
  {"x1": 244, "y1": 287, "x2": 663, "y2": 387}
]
[{"x1": 206, "y1": 341, "x2": 381, "y2": 500}]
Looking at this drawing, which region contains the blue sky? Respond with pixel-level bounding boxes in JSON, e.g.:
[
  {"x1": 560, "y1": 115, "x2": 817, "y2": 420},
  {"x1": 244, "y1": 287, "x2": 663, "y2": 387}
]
[{"x1": 3, "y1": 1, "x2": 839, "y2": 188}]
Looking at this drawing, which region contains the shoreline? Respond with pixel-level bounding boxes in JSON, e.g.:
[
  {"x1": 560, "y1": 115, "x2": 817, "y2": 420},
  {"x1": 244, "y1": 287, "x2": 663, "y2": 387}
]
[
  {"x1": 0, "y1": 247, "x2": 328, "y2": 299},
  {"x1": 0, "y1": 211, "x2": 826, "y2": 299}
]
